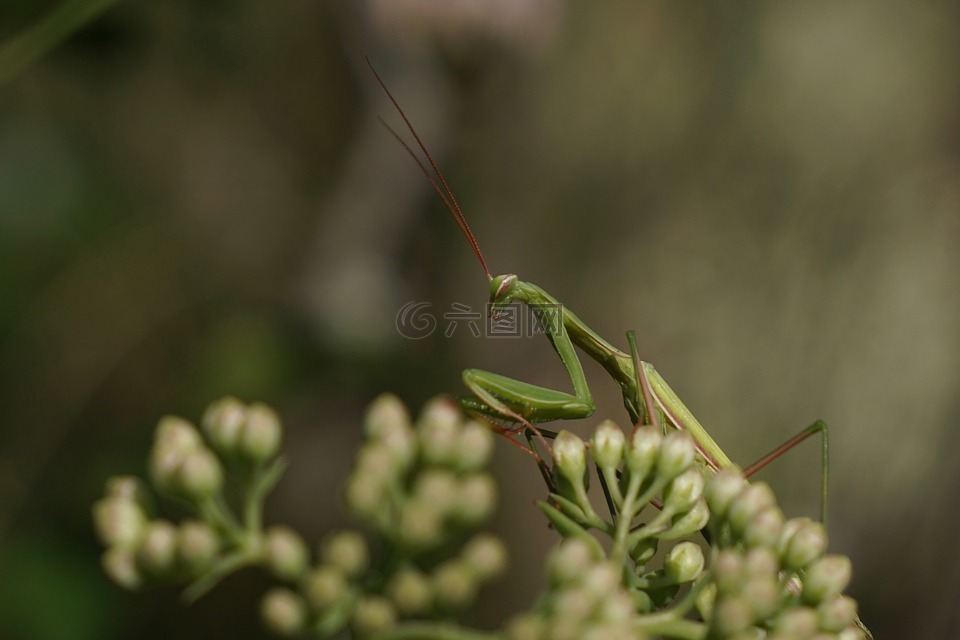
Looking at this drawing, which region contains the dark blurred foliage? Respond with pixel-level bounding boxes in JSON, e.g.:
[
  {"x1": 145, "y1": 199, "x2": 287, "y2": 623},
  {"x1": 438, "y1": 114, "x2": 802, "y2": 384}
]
[{"x1": 0, "y1": 1, "x2": 958, "y2": 638}]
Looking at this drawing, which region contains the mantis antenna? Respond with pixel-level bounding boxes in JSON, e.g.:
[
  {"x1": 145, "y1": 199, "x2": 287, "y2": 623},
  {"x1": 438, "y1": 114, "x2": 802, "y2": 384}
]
[{"x1": 365, "y1": 57, "x2": 492, "y2": 281}]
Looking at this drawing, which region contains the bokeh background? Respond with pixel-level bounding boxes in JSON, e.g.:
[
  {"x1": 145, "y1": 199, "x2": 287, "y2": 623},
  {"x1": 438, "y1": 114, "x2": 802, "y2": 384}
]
[{"x1": 1, "y1": 0, "x2": 958, "y2": 638}]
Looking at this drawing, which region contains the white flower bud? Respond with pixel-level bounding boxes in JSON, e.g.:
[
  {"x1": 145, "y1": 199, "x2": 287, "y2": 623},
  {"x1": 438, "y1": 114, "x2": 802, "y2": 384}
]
[
  {"x1": 93, "y1": 497, "x2": 146, "y2": 549},
  {"x1": 664, "y1": 541, "x2": 704, "y2": 583},
  {"x1": 656, "y1": 431, "x2": 696, "y2": 479},
  {"x1": 137, "y1": 519, "x2": 178, "y2": 575},
  {"x1": 802, "y1": 554, "x2": 852, "y2": 604},
  {"x1": 203, "y1": 396, "x2": 247, "y2": 454},
  {"x1": 590, "y1": 420, "x2": 625, "y2": 469},
  {"x1": 176, "y1": 448, "x2": 224, "y2": 499},
  {"x1": 303, "y1": 564, "x2": 347, "y2": 613},
  {"x1": 239, "y1": 403, "x2": 282, "y2": 462},
  {"x1": 351, "y1": 595, "x2": 397, "y2": 637},
  {"x1": 264, "y1": 526, "x2": 309, "y2": 580},
  {"x1": 101, "y1": 547, "x2": 141, "y2": 589},
  {"x1": 385, "y1": 567, "x2": 432, "y2": 616},
  {"x1": 552, "y1": 430, "x2": 587, "y2": 488},
  {"x1": 260, "y1": 588, "x2": 307, "y2": 637},
  {"x1": 624, "y1": 425, "x2": 661, "y2": 479},
  {"x1": 321, "y1": 530, "x2": 369, "y2": 579},
  {"x1": 432, "y1": 560, "x2": 478, "y2": 610},
  {"x1": 462, "y1": 533, "x2": 508, "y2": 581}
]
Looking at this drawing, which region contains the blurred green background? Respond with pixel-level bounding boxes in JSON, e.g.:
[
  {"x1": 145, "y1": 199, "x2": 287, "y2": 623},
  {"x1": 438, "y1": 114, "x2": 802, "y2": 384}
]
[{"x1": 1, "y1": 0, "x2": 958, "y2": 637}]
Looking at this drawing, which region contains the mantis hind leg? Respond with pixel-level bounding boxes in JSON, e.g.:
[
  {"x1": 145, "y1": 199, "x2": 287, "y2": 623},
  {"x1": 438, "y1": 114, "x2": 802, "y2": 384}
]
[{"x1": 742, "y1": 420, "x2": 830, "y2": 525}]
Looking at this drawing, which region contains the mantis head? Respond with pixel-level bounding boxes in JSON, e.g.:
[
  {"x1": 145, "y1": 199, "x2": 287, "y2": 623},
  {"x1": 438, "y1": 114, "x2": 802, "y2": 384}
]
[{"x1": 489, "y1": 274, "x2": 522, "y2": 311}]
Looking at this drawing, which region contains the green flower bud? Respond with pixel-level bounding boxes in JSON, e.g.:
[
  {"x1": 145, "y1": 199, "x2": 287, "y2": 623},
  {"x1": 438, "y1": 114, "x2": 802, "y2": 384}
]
[
  {"x1": 781, "y1": 519, "x2": 828, "y2": 571},
  {"x1": 260, "y1": 587, "x2": 307, "y2": 637},
  {"x1": 101, "y1": 547, "x2": 141, "y2": 589},
  {"x1": 456, "y1": 420, "x2": 495, "y2": 471},
  {"x1": 712, "y1": 596, "x2": 754, "y2": 636},
  {"x1": 552, "y1": 430, "x2": 587, "y2": 488},
  {"x1": 302, "y1": 564, "x2": 347, "y2": 613},
  {"x1": 354, "y1": 445, "x2": 396, "y2": 482},
  {"x1": 625, "y1": 425, "x2": 661, "y2": 479},
  {"x1": 149, "y1": 419, "x2": 205, "y2": 493},
  {"x1": 552, "y1": 585, "x2": 595, "y2": 624},
  {"x1": 726, "y1": 482, "x2": 776, "y2": 535},
  {"x1": 663, "y1": 468, "x2": 705, "y2": 513},
  {"x1": 742, "y1": 547, "x2": 779, "y2": 578},
  {"x1": 506, "y1": 613, "x2": 544, "y2": 640},
  {"x1": 462, "y1": 533, "x2": 508, "y2": 581},
  {"x1": 432, "y1": 560, "x2": 478, "y2": 610},
  {"x1": 105, "y1": 475, "x2": 151, "y2": 507},
  {"x1": 582, "y1": 562, "x2": 620, "y2": 600},
  {"x1": 590, "y1": 420, "x2": 625, "y2": 469},
  {"x1": 630, "y1": 536, "x2": 658, "y2": 566},
  {"x1": 802, "y1": 554, "x2": 852, "y2": 604},
  {"x1": 239, "y1": 403, "x2": 282, "y2": 462},
  {"x1": 93, "y1": 497, "x2": 146, "y2": 549},
  {"x1": 695, "y1": 582, "x2": 717, "y2": 620},
  {"x1": 351, "y1": 596, "x2": 398, "y2": 637},
  {"x1": 364, "y1": 393, "x2": 411, "y2": 439},
  {"x1": 452, "y1": 473, "x2": 497, "y2": 525},
  {"x1": 264, "y1": 526, "x2": 308, "y2": 580},
  {"x1": 741, "y1": 574, "x2": 780, "y2": 620},
  {"x1": 345, "y1": 473, "x2": 386, "y2": 521},
  {"x1": 742, "y1": 506, "x2": 785, "y2": 548},
  {"x1": 155, "y1": 416, "x2": 204, "y2": 451},
  {"x1": 817, "y1": 595, "x2": 858, "y2": 632},
  {"x1": 597, "y1": 591, "x2": 634, "y2": 624},
  {"x1": 664, "y1": 541, "x2": 704, "y2": 583},
  {"x1": 176, "y1": 448, "x2": 224, "y2": 499},
  {"x1": 657, "y1": 431, "x2": 696, "y2": 479},
  {"x1": 712, "y1": 549, "x2": 745, "y2": 595},
  {"x1": 369, "y1": 412, "x2": 417, "y2": 471},
  {"x1": 412, "y1": 469, "x2": 459, "y2": 515},
  {"x1": 397, "y1": 500, "x2": 443, "y2": 548},
  {"x1": 661, "y1": 499, "x2": 710, "y2": 539},
  {"x1": 705, "y1": 468, "x2": 747, "y2": 520},
  {"x1": 321, "y1": 530, "x2": 369, "y2": 579},
  {"x1": 548, "y1": 538, "x2": 596, "y2": 586},
  {"x1": 385, "y1": 566, "x2": 433, "y2": 616},
  {"x1": 418, "y1": 397, "x2": 462, "y2": 465},
  {"x1": 202, "y1": 397, "x2": 247, "y2": 454},
  {"x1": 137, "y1": 519, "x2": 178, "y2": 575},
  {"x1": 772, "y1": 606, "x2": 818, "y2": 636},
  {"x1": 177, "y1": 520, "x2": 219, "y2": 572}
]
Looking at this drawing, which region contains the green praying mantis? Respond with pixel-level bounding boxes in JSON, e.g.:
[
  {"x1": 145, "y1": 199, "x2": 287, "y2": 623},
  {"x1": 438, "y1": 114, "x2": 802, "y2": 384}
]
[{"x1": 368, "y1": 60, "x2": 829, "y2": 522}]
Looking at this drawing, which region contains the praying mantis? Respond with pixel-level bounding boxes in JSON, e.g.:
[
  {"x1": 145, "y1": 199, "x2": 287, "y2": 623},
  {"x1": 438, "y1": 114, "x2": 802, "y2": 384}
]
[{"x1": 367, "y1": 60, "x2": 829, "y2": 522}]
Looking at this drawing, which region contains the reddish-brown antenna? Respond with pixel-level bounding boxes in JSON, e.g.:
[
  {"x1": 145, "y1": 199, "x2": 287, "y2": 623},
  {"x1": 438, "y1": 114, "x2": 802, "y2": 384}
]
[{"x1": 365, "y1": 57, "x2": 492, "y2": 280}]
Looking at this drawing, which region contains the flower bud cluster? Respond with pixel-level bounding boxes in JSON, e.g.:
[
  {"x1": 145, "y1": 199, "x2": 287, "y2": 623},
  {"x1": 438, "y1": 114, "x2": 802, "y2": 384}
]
[
  {"x1": 93, "y1": 474, "x2": 221, "y2": 589},
  {"x1": 702, "y1": 468, "x2": 865, "y2": 639},
  {"x1": 260, "y1": 395, "x2": 507, "y2": 638},
  {"x1": 95, "y1": 398, "x2": 288, "y2": 595},
  {"x1": 507, "y1": 538, "x2": 645, "y2": 640},
  {"x1": 547, "y1": 422, "x2": 708, "y2": 567},
  {"x1": 345, "y1": 394, "x2": 498, "y2": 549}
]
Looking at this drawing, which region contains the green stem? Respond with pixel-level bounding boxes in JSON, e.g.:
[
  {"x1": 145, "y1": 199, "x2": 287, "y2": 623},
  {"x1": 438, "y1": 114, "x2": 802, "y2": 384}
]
[
  {"x1": 0, "y1": 0, "x2": 122, "y2": 88},
  {"x1": 610, "y1": 471, "x2": 643, "y2": 562}
]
